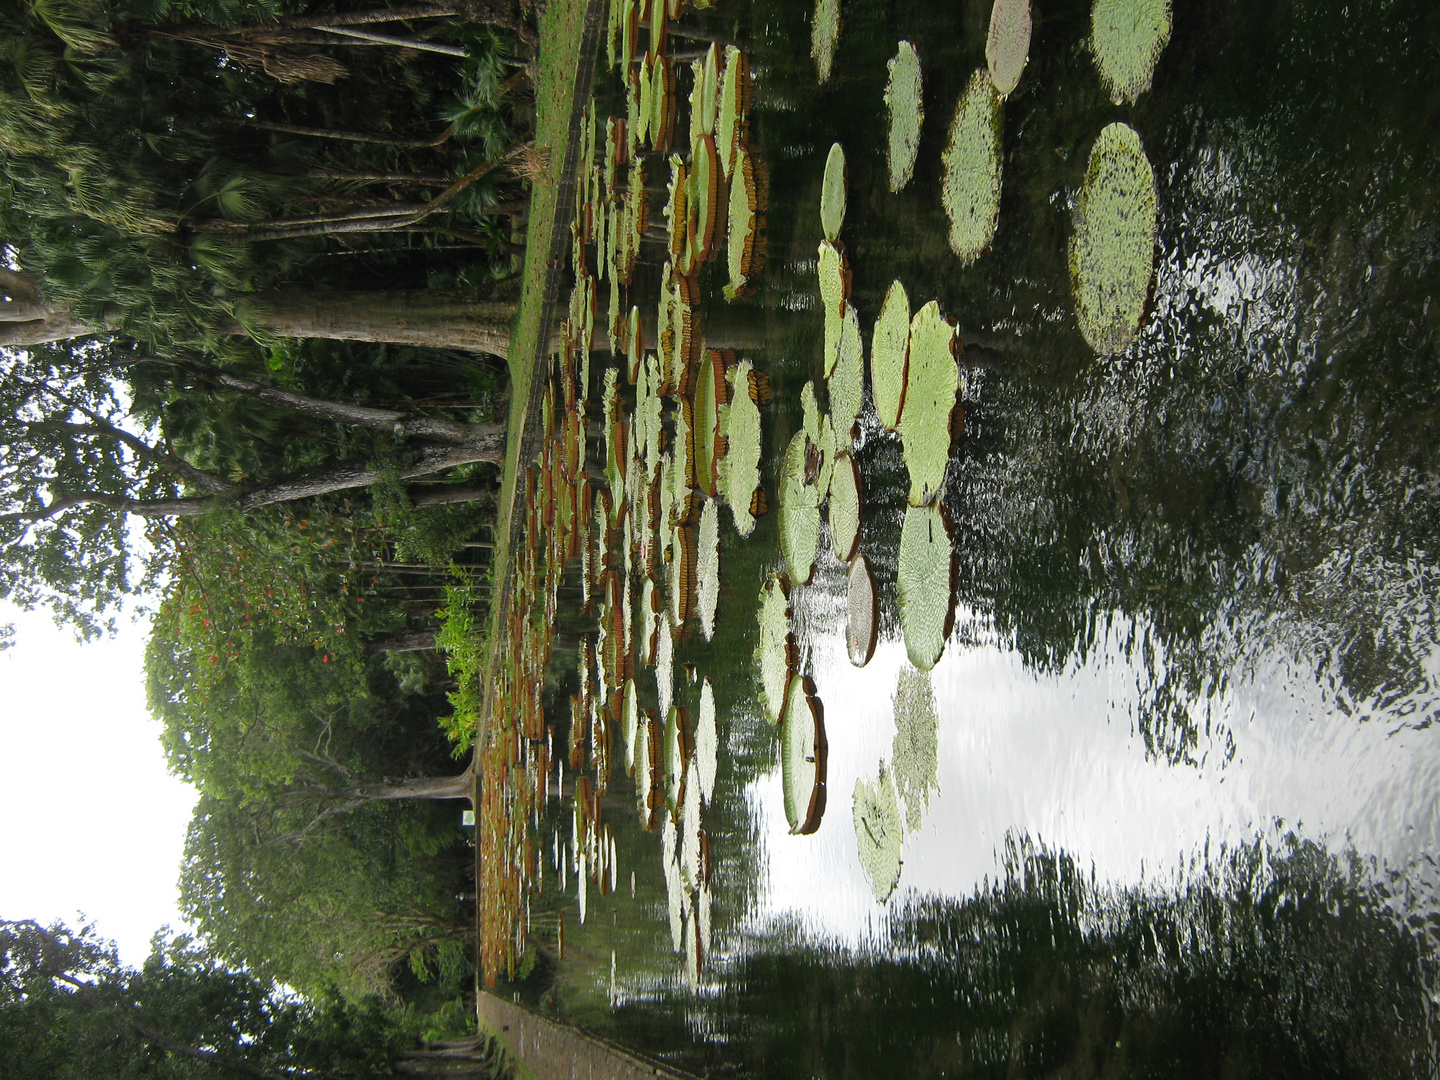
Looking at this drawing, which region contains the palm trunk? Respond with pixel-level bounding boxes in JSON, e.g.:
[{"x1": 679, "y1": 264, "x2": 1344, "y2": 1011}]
[
  {"x1": 237, "y1": 290, "x2": 517, "y2": 354},
  {"x1": 343, "y1": 768, "x2": 474, "y2": 802}
]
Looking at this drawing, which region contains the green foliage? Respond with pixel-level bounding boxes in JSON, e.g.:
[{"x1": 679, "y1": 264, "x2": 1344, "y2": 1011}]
[
  {"x1": 884, "y1": 42, "x2": 923, "y2": 192},
  {"x1": 941, "y1": 68, "x2": 1004, "y2": 264},
  {"x1": 435, "y1": 578, "x2": 488, "y2": 754}
]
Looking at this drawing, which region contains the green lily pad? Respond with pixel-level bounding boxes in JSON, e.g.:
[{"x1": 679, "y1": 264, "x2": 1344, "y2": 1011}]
[
  {"x1": 695, "y1": 349, "x2": 731, "y2": 497},
  {"x1": 725, "y1": 145, "x2": 765, "y2": 301},
  {"x1": 802, "y1": 380, "x2": 823, "y2": 452},
  {"x1": 651, "y1": 54, "x2": 676, "y2": 154},
  {"x1": 637, "y1": 53, "x2": 654, "y2": 148},
  {"x1": 829, "y1": 451, "x2": 861, "y2": 563},
  {"x1": 820, "y1": 142, "x2": 846, "y2": 243},
  {"x1": 846, "y1": 553, "x2": 877, "y2": 667},
  {"x1": 1068, "y1": 121, "x2": 1158, "y2": 355},
  {"x1": 892, "y1": 666, "x2": 939, "y2": 830},
  {"x1": 665, "y1": 155, "x2": 689, "y2": 264},
  {"x1": 717, "y1": 359, "x2": 765, "y2": 537},
  {"x1": 622, "y1": 676, "x2": 639, "y2": 775},
  {"x1": 870, "y1": 280, "x2": 910, "y2": 432},
  {"x1": 688, "y1": 133, "x2": 721, "y2": 268},
  {"x1": 898, "y1": 301, "x2": 959, "y2": 505},
  {"x1": 884, "y1": 42, "x2": 923, "y2": 192},
  {"x1": 754, "y1": 573, "x2": 796, "y2": 724},
  {"x1": 669, "y1": 400, "x2": 695, "y2": 522},
  {"x1": 986, "y1": 0, "x2": 1032, "y2": 97},
  {"x1": 1090, "y1": 0, "x2": 1171, "y2": 105},
  {"x1": 696, "y1": 676, "x2": 718, "y2": 803},
  {"x1": 818, "y1": 241, "x2": 850, "y2": 376},
  {"x1": 830, "y1": 305, "x2": 864, "y2": 446},
  {"x1": 696, "y1": 496, "x2": 720, "y2": 641},
  {"x1": 942, "y1": 68, "x2": 1004, "y2": 264},
  {"x1": 779, "y1": 429, "x2": 821, "y2": 586},
  {"x1": 680, "y1": 760, "x2": 703, "y2": 887},
  {"x1": 811, "y1": 0, "x2": 840, "y2": 83},
  {"x1": 656, "y1": 612, "x2": 674, "y2": 715},
  {"x1": 717, "y1": 46, "x2": 750, "y2": 179},
  {"x1": 635, "y1": 708, "x2": 660, "y2": 829},
  {"x1": 664, "y1": 703, "x2": 691, "y2": 813},
  {"x1": 667, "y1": 520, "x2": 697, "y2": 629},
  {"x1": 694, "y1": 43, "x2": 720, "y2": 140},
  {"x1": 852, "y1": 765, "x2": 904, "y2": 902},
  {"x1": 781, "y1": 674, "x2": 827, "y2": 835},
  {"x1": 897, "y1": 503, "x2": 954, "y2": 670}
]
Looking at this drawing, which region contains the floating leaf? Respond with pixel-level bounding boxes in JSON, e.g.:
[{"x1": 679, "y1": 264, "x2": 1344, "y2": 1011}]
[
  {"x1": 717, "y1": 359, "x2": 764, "y2": 537},
  {"x1": 811, "y1": 0, "x2": 840, "y2": 83},
  {"x1": 897, "y1": 503, "x2": 953, "y2": 670},
  {"x1": 754, "y1": 573, "x2": 796, "y2": 724},
  {"x1": 725, "y1": 146, "x2": 766, "y2": 300},
  {"x1": 820, "y1": 142, "x2": 846, "y2": 242},
  {"x1": 687, "y1": 133, "x2": 722, "y2": 268},
  {"x1": 986, "y1": 0, "x2": 1032, "y2": 97},
  {"x1": 779, "y1": 430, "x2": 821, "y2": 585},
  {"x1": 693, "y1": 43, "x2": 721, "y2": 140},
  {"x1": 664, "y1": 703, "x2": 691, "y2": 812},
  {"x1": 942, "y1": 69, "x2": 1004, "y2": 264},
  {"x1": 636, "y1": 708, "x2": 661, "y2": 829},
  {"x1": 696, "y1": 677, "x2": 718, "y2": 803},
  {"x1": 668, "y1": 520, "x2": 697, "y2": 629},
  {"x1": 622, "y1": 677, "x2": 639, "y2": 774},
  {"x1": 656, "y1": 612, "x2": 674, "y2": 716},
  {"x1": 852, "y1": 765, "x2": 903, "y2": 901},
  {"x1": 898, "y1": 301, "x2": 959, "y2": 505},
  {"x1": 651, "y1": 53, "x2": 677, "y2": 154},
  {"x1": 870, "y1": 280, "x2": 910, "y2": 432},
  {"x1": 829, "y1": 452, "x2": 861, "y2": 563},
  {"x1": 829, "y1": 306, "x2": 864, "y2": 446},
  {"x1": 1068, "y1": 122, "x2": 1158, "y2": 355},
  {"x1": 817, "y1": 241, "x2": 849, "y2": 377},
  {"x1": 665, "y1": 155, "x2": 690, "y2": 263},
  {"x1": 716, "y1": 46, "x2": 750, "y2": 179},
  {"x1": 846, "y1": 553, "x2": 877, "y2": 667},
  {"x1": 1090, "y1": 0, "x2": 1171, "y2": 105},
  {"x1": 884, "y1": 42, "x2": 923, "y2": 192},
  {"x1": 781, "y1": 674, "x2": 827, "y2": 835},
  {"x1": 663, "y1": 815, "x2": 683, "y2": 945},
  {"x1": 696, "y1": 496, "x2": 720, "y2": 640},
  {"x1": 694, "y1": 349, "x2": 731, "y2": 497},
  {"x1": 892, "y1": 666, "x2": 939, "y2": 830}
]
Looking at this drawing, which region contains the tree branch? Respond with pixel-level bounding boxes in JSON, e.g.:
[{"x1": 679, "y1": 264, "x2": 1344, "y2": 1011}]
[{"x1": 29, "y1": 419, "x2": 236, "y2": 494}]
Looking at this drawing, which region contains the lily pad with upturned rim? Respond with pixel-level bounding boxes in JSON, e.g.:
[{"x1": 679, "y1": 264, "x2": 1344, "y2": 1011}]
[
  {"x1": 846, "y1": 553, "x2": 877, "y2": 667},
  {"x1": 897, "y1": 503, "x2": 954, "y2": 670},
  {"x1": 898, "y1": 301, "x2": 959, "y2": 505},
  {"x1": 1068, "y1": 121, "x2": 1158, "y2": 355},
  {"x1": 941, "y1": 69, "x2": 1004, "y2": 264},
  {"x1": 884, "y1": 42, "x2": 923, "y2": 192},
  {"x1": 1090, "y1": 0, "x2": 1171, "y2": 105},
  {"x1": 781, "y1": 674, "x2": 827, "y2": 835},
  {"x1": 717, "y1": 46, "x2": 750, "y2": 180},
  {"x1": 870, "y1": 280, "x2": 910, "y2": 432},
  {"x1": 852, "y1": 765, "x2": 903, "y2": 901},
  {"x1": 725, "y1": 146, "x2": 766, "y2": 300},
  {"x1": 820, "y1": 142, "x2": 846, "y2": 242}
]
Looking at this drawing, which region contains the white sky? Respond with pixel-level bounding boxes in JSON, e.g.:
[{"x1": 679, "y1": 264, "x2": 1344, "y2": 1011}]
[{"x1": 0, "y1": 600, "x2": 198, "y2": 965}]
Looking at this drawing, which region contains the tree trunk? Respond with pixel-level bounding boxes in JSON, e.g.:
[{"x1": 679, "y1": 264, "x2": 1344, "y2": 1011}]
[
  {"x1": 367, "y1": 628, "x2": 437, "y2": 655},
  {"x1": 235, "y1": 291, "x2": 517, "y2": 355},
  {"x1": 343, "y1": 768, "x2": 474, "y2": 802}
]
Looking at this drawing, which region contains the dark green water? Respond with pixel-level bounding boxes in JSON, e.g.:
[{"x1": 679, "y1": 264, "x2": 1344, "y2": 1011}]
[{"x1": 518, "y1": 0, "x2": 1440, "y2": 1075}]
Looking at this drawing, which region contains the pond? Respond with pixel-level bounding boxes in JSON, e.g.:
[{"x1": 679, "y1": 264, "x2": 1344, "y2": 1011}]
[{"x1": 485, "y1": 0, "x2": 1440, "y2": 1075}]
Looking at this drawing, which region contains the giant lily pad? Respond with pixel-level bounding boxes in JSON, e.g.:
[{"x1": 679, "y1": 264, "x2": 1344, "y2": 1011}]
[
  {"x1": 781, "y1": 674, "x2": 827, "y2": 835},
  {"x1": 897, "y1": 503, "x2": 954, "y2": 670},
  {"x1": 852, "y1": 765, "x2": 903, "y2": 902},
  {"x1": 635, "y1": 708, "x2": 661, "y2": 829},
  {"x1": 846, "y1": 553, "x2": 877, "y2": 667},
  {"x1": 696, "y1": 496, "x2": 720, "y2": 640},
  {"x1": 779, "y1": 429, "x2": 821, "y2": 586},
  {"x1": 696, "y1": 677, "x2": 718, "y2": 804},
  {"x1": 829, "y1": 451, "x2": 861, "y2": 563},
  {"x1": 664, "y1": 703, "x2": 691, "y2": 813},
  {"x1": 870, "y1": 280, "x2": 910, "y2": 432},
  {"x1": 725, "y1": 145, "x2": 766, "y2": 300},
  {"x1": 687, "y1": 133, "x2": 722, "y2": 268},
  {"x1": 986, "y1": 0, "x2": 1032, "y2": 97},
  {"x1": 622, "y1": 676, "x2": 639, "y2": 774},
  {"x1": 820, "y1": 142, "x2": 846, "y2": 243},
  {"x1": 829, "y1": 306, "x2": 864, "y2": 446},
  {"x1": 1090, "y1": 0, "x2": 1171, "y2": 104},
  {"x1": 717, "y1": 46, "x2": 750, "y2": 179},
  {"x1": 694, "y1": 349, "x2": 731, "y2": 497},
  {"x1": 884, "y1": 42, "x2": 923, "y2": 192},
  {"x1": 942, "y1": 69, "x2": 1004, "y2": 264},
  {"x1": 892, "y1": 666, "x2": 939, "y2": 830},
  {"x1": 1068, "y1": 122, "x2": 1157, "y2": 355},
  {"x1": 811, "y1": 0, "x2": 840, "y2": 83},
  {"x1": 898, "y1": 301, "x2": 959, "y2": 505},
  {"x1": 717, "y1": 359, "x2": 765, "y2": 536},
  {"x1": 754, "y1": 573, "x2": 795, "y2": 724},
  {"x1": 818, "y1": 241, "x2": 850, "y2": 376},
  {"x1": 692, "y1": 43, "x2": 721, "y2": 141}
]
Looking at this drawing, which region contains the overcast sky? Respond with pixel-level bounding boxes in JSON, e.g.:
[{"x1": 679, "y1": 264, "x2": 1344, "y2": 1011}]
[{"x1": 0, "y1": 600, "x2": 197, "y2": 965}]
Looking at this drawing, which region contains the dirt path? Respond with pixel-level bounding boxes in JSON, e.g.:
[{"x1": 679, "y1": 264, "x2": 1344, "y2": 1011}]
[{"x1": 478, "y1": 993, "x2": 698, "y2": 1080}]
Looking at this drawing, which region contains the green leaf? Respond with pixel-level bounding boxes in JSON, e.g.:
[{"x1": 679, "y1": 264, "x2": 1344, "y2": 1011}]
[
  {"x1": 986, "y1": 0, "x2": 1033, "y2": 97},
  {"x1": 779, "y1": 429, "x2": 821, "y2": 585},
  {"x1": 829, "y1": 451, "x2": 862, "y2": 563},
  {"x1": 870, "y1": 279, "x2": 911, "y2": 432},
  {"x1": 1090, "y1": 0, "x2": 1172, "y2": 105},
  {"x1": 697, "y1": 496, "x2": 720, "y2": 640},
  {"x1": 1068, "y1": 122, "x2": 1158, "y2": 355},
  {"x1": 696, "y1": 676, "x2": 718, "y2": 803},
  {"x1": 717, "y1": 359, "x2": 765, "y2": 537},
  {"x1": 884, "y1": 42, "x2": 924, "y2": 192},
  {"x1": 754, "y1": 573, "x2": 795, "y2": 724},
  {"x1": 811, "y1": 0, "x2": 841, "y2": 83},
  {"x1": 941, "y1": 69, "x2": 1004, "y2": 264},
  {"x1": 781, "y1": 674, "x2": 827, "y2": 834},
  {"x1": 818, "y1": 240, "x2": 849, "y2": 376},
  {"x1": 820, "y1": 142, "x2": 846, "y2": 242},
  {"x1": 846, "y1": 553, "x2": 878, "y2": 667},
  {"x1": 829, "y1": 305, "x2": 865, "y2": 446},
  {"x1": 897, "y1": 503, "x2": 953, "y2": 670},
  {"x1": 898, "y1": 301, "x2": 959, "y2": 505}
]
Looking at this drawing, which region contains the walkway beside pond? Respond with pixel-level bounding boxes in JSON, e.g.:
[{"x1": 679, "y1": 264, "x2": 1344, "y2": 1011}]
[{"x1": 478, "y1": 993, "x2": 698, "y2": 1080}]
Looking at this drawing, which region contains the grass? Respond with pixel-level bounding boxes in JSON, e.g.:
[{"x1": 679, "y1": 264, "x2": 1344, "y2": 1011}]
[{"x1": 476, "y1": 0, "x2": 602, "y2": 749}]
